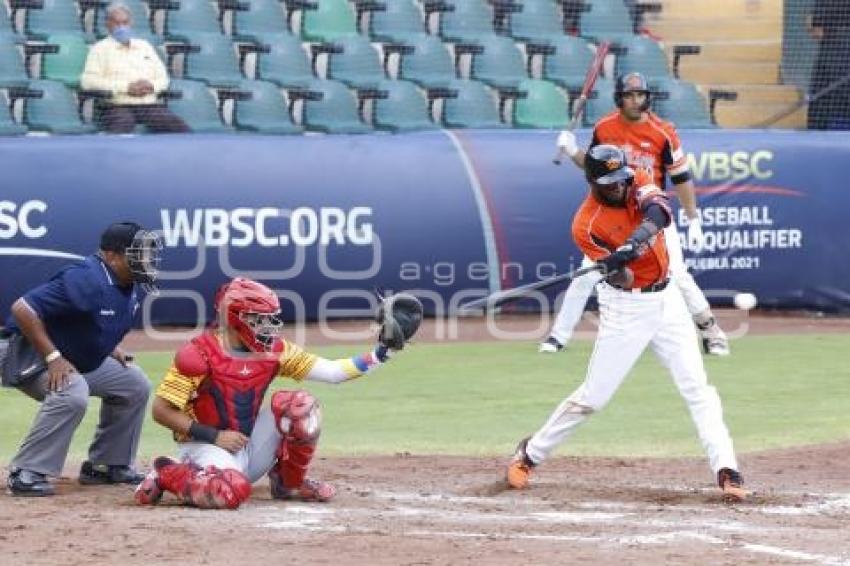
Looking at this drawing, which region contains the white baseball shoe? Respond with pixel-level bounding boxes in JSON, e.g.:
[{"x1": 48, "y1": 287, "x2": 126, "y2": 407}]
[
  {"x1": 700, "y1": 326, "x2": 730, "y2": 356},
  {"x1": 538, "y1": 336, "x2": 564, "y2": 354}
]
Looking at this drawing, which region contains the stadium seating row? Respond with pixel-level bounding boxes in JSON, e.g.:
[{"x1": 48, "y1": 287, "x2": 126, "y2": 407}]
[{"x1": 0, "y1": 0, "x2": 720, "y2": 134}]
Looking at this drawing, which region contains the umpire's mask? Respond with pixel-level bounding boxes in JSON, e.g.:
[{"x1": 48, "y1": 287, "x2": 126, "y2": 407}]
[{"x1": 101, "y1": 222, "x2": 163, "y2": 294}]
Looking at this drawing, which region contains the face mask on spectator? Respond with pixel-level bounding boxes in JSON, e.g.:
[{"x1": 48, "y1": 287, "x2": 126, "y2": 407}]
[{"x1": 112, "y1": 25, "x2": 133, "y2": 45}]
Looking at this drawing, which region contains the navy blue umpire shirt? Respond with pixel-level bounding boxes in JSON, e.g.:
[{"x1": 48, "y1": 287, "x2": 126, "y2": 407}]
[{"x1": 5, "y1": 255, "x2": 142, "y2": 374}]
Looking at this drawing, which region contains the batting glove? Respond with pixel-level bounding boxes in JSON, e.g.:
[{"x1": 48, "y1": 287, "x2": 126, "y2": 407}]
[
  {"x1": 599, "y1": 241, "x2": 640, "y2": 275},
  {"x1": 687, "y1": 217, "x2": 705, "y2": 253},
  {"x1": 556, "y1": 130, "x2": 579, "y2": 157}
]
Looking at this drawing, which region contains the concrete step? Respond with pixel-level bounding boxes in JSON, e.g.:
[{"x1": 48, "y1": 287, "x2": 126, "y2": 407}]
[
  {"x1": 701, "y1": 84, "x2": 801, "y2": 105},
  {"x1": 657, "y1": 0, "x2": 782, "y2": 20},
  {"x1": 647, "y1": 18, "x2": 782, "y2": 42},
  {"x1": 664, "y1": 41, "x2": 782, "y2": 64},
  {"x1": 678, "y1": 60, "x2": 779, "y2": 85},
  {"x1": 715, "y1": 103, "x2": 806, "y2": 128}
]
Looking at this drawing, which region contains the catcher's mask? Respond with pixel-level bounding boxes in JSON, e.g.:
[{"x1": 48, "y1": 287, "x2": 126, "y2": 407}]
[
  {"x1": 100, "y1": 222, "x2": 163, "y2": 294},
  {"x1": 614, "y1": 72, "x2": 651, "y2": 112},
  {"x1": 585, "y1": 144, "x2": 635, "y2": 208},
  {"x1": 215, "y1": 278, "x2": 283, "y2": 353}
]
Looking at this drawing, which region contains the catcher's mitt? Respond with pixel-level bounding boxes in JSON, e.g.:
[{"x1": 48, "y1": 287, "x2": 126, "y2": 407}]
[{"x1": 377, "y1": 292, "x2": 423, "y2": 351}]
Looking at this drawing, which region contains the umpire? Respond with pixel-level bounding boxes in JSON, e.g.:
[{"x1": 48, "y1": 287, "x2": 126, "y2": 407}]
[{"x1": 1, "y1": 222, "x2": 162, "y2": 496}]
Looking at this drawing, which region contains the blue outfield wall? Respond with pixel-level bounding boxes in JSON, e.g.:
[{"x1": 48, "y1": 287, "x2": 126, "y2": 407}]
[{"x1": 0, "y1": 130, "x2": 848, "y2": 325}]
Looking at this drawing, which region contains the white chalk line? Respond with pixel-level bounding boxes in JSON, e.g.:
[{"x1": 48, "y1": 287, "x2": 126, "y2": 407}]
[{"x1": 254, "y1": 488, "x2": 850, "y2": 564}]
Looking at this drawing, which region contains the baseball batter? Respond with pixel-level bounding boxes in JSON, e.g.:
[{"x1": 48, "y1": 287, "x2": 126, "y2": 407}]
[
  {"x1": 540, "y1": 72, "x2": 730, "y2": 357},
  {"x1": 135, "y1": 278, "x2": 420, "y2": 509},
  {"x1": 508, "y1": 145, "x2": 747, "y2": 502}
]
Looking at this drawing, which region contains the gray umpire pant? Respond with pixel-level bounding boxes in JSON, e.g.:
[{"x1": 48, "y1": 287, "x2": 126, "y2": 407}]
[{"x1": 7, "y1": 355, "x2": 151, "y2": 477}]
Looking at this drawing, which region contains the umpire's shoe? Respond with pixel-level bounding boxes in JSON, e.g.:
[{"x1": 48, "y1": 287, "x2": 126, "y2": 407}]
[
  {"x1": 7, "y1": 469, "x2": 55, "y2": 497},
  {"x1": 506, "y1": 437, "x2": 536, "y2": 489},
  {"x1": 79, "y1": 461, "x2": 145, "y2": 485}
]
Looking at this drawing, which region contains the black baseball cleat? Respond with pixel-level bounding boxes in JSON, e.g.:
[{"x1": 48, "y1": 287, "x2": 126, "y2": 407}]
[
  {"x1": 79, "y1": 461, "x2": 145, "y2": 485},
  {"x1": 7, "y1": 469, "x2": 55, "y2": 497}
]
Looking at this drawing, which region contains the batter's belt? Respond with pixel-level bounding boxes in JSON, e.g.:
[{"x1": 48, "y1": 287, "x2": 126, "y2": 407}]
[{"x1": 610, "y1": 278, "x2": 670, "y2": 294}]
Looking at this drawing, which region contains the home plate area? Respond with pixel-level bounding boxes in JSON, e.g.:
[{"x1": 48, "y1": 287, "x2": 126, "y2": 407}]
[{"x1": 1, "y1": 447, "x2": 848, "y2": 565}]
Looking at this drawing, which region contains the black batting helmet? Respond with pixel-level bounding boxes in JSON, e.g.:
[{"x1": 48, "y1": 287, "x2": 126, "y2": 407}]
[
  {"x1": 585, "y1": 145, "x2": 635, "y2": 207},
  {"x1": 614, "y1": 72, "x2": 651, "y2": 111},
  {"x1": 585, "y1": 144, "x2": 634, "y2": 185}
]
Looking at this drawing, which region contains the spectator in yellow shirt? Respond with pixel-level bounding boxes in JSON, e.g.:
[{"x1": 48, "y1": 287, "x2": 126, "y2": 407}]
[{"x1": 81, "y1": 3, "x2": 189, "y2": 133}]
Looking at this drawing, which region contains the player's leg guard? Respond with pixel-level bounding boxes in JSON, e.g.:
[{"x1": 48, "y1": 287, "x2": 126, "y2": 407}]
[
  {"x1": 151, "y1": 457, "x2": 252, "y2": 510},
  {"x1": 268, "y1": 390, "x2": 336, "y2": 502}
]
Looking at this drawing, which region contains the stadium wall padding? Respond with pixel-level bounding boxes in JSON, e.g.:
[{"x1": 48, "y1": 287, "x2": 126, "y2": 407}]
[{"x1": 1, "y1": 130, "x2": 848, "y2": 324}]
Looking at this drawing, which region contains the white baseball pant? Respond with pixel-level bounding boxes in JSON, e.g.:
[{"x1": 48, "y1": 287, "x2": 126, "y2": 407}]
[
  {"x1": 176, "y1": 405, "x2": 282, "y2": 483},
  {"x1": 547, "y1": 224, "x2": 710, "y2": 346},
  {"x1": 526, "y1": 281, "x2": 739, "y2": 478}
]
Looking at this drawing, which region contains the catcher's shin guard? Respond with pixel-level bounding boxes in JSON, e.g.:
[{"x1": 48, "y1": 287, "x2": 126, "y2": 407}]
[
  {"x1": 269, "y1": 390, "x2": 335, "y2": 502},
  {"x1": 153, "y1": 457, "x2": 252, "y2": 509}
]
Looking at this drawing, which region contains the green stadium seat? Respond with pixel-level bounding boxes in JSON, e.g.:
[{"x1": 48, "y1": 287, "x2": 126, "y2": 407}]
[
  {"x1": 513, "y1": 78, "x2": 569, "y2": 129},
  {"x1": 367, "y1": 0, "x2": 425, "y2": 43},
  {"x1": 302, "y1": 78, "x2": 371, "y2": 133},
  {"x1": 583, "y1": 76, "x2": 614, "y2": 125},
  {"x1": 0, "y1": 34, "x2": 29, "y2": 88},
  {"x1": 165, "y1": 0, "x2": 222, "y2": 37},
  {"x1": 439, "y1": 0, "x2": 495, "y2": 44},
  {"x1": 510, "y1": 0, "x2": 564, "y2": 44},
  {"x1": 0, "y1": 99, "x2": 26, "y2": 135},
  {"x1": 179, "y1": 32, "x2": 244, "y2": 87},
  {"x1": 94, "y1": 0, "x2": 151, "y2": 38},
  {"x1": 614, "y1": 35, "x2": 670, "y2": 80},
  {"x1": 24, "y1": 79, "x2": 96, "y2": 134},
  {"x1": 373, "y1": 79, "x2": 436, "y2": 132},
  {"x1": 300, "y1": 0, "x2": 357, "y2": 42},
  {"x1": 650, "y1": 78, "x2": 715, "y2": 128},
  {"x1": 25, "y1": 0, "x2": 83, "y2": 39},
  {"x1": 397, "y1": 34, "x2": 455, "y2": 89},
  {"x1": 542, "y1": 36, "x2": 594, "y2": 91},
  {"x1": 235, "y1": 79, "x2": 302, "y2": 134},
  {"x1": 325, "y1": 35, "x2": 386, "y2": 89},
  {"x1": 442, "y1": 79, "x2": 506, "y2": 129},
  {"x1": 470, "y1": 35, "x2": 527, "y2": 89},
  {"x1": 41, "y1": 33, "x2": 90, "y2": 88},
  {"x1": 167, "y1": 78, "x2": 234, "y2": 132},
  {"x1": 233, "y1": 0, "x2": 289, "y2": 38},
  {"x1": 580, "y1": 0, "x2": 635, "y2": 44},
  {"x1": 253, "y1": 33, "x2": 314, "y2": 88}
]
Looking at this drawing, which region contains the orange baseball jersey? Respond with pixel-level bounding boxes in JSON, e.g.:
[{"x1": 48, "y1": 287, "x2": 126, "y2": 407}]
[
  {"x1": 591, "y1": 111, "x2": 690, "y2": 190},
  {"x1": 572, "y1": 169, "x2": 670, "y2": 288}
]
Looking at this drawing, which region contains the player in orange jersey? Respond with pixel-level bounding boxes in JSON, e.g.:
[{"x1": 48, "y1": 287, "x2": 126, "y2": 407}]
[
  {"x1": 540, "y1": 72, "x2": 729, "y2": 357},
  {"x1": 509, "y1": 145, "x2": 747, "y2": 502}
]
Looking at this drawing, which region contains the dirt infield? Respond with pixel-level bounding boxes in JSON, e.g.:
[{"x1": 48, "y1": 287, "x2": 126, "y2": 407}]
[
  {"x1": 2, "y1": 312, "x2": 847, "y2": 565},
  {"x1": 1, "y1": 441, "x2": 849, "y2": 565}
]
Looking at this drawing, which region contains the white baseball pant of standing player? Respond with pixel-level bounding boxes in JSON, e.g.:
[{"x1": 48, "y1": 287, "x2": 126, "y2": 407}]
[
  {"x1": 517, "y1": 280, "x2": 744, "y2": 498},
  {"x1": 539, "y1": 224, "x2": 729, "y2": 355}
]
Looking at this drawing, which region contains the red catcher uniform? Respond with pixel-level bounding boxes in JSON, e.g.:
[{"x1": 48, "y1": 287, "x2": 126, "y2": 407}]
[{"x1": 157, "y1": 332, "x2": 320, "y2": 441}]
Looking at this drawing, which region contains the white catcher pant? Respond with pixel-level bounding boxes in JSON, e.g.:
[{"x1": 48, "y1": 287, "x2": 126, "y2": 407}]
[
  {"x1": 548, "y1": 225, "x2": 711, "y2": 346},
  {"x1": 526, "y1": 282, "x2": 739, "y2": 477},
  {"x1": 176, "y1": 406, "x2": 282, "y2": 483}
]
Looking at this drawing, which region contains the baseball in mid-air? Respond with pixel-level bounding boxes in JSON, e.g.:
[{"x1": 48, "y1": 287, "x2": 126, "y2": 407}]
[{"x1": 733, "y1": 293, "x2": 758, "y2": 310}]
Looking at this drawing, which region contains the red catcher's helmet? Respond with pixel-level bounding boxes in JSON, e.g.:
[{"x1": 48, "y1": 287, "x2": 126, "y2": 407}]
[{"x1": 215, "y1": 278, "x2": 283, "y2": 352}]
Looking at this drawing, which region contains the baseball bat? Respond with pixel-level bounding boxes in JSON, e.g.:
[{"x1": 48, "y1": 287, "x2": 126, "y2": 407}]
[
  {"x1": 458, "y1": 264, "x2": 603, "y2": 313},
  {"x1": 552, "y1": 41, "x2": 610, "y2": 165}
]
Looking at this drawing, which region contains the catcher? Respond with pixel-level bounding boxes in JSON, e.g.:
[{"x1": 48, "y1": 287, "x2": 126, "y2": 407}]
[{"x1": 135, "y1": 277, "x2": 422, "y2": 509}]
